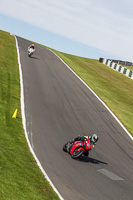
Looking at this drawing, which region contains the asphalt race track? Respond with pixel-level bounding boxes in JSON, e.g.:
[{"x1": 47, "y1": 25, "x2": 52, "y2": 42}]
[{"x1": 17, "y1": 36, "x2": 133, "y2": 200}]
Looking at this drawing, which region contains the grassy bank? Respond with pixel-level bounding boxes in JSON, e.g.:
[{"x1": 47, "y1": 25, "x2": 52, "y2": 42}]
[
  {"x1": 50, "y1": 49, "x2": 133, "y2": 136},
  {"x1": 0, "y1": 30, "x2": 59, "y2": 200}
]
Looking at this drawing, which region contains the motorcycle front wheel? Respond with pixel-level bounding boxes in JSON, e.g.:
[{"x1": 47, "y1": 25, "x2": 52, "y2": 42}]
[{"x1": 71, "y1": 148, "x2": 84, "y2": 159}]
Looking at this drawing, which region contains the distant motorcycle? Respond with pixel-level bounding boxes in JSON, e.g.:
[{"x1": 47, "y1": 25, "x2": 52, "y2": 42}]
[
  {"x1": 27, "y1": 48, "x2": 35, "y2": 57},
  {"x1": 63, "y1": 138, "x2": 95, "y2": 159}
]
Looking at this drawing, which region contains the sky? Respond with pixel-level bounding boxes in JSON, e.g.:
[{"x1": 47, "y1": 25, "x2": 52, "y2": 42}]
[{"x1": 0, "y1": 0, "x2": 133, "y2": 62}]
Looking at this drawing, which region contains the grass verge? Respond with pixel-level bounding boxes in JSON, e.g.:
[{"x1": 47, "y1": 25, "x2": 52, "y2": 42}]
[
  {"x1": 0, "y1": 30, "x2": 59, "y2": 200},
  {"x1": 50, "y1": 49, "x2": 133, "y2": 136}
]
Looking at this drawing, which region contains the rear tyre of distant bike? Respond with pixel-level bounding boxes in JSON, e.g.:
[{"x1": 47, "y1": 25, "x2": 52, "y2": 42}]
[{"x1": 71, "y1": 148, "x2": 84, "y2": 159}]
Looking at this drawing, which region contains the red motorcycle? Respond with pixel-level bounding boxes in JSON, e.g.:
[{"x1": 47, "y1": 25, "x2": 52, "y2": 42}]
[{"x1": 63, "y1": 138, "x2": 95, "y2": 159}]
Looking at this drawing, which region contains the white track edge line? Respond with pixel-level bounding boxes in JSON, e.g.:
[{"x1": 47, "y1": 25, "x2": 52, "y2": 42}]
[
  {"x1": 15, "y1": 36, "x2": 64, "y2": 200},
  {"x1": 48, "y1": 48, "x2": 133, "y2": 141}
]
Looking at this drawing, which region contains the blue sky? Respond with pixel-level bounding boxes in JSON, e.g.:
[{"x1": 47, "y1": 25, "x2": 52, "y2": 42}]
[{"x1": 0, "y1": 0, "x2": 133, "y2": 61}]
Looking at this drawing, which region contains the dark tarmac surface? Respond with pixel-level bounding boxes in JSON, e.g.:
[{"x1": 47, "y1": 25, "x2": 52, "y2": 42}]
[{"x1": 17, "y1": 36, "x2": 133, "y2": 200}]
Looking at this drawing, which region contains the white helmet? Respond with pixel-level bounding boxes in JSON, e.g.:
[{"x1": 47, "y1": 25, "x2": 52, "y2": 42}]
[{"x1": 91, "y1": 134, "x2": 99, "y2": 143}]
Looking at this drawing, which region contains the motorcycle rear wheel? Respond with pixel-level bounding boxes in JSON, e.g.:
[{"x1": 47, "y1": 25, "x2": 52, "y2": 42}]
[
  {"x1": 71, "y1": 148, "x2": 84, "y2": 159},
  {"x1": 63, "y1": 143, "x2": 68, "y2": 152}
]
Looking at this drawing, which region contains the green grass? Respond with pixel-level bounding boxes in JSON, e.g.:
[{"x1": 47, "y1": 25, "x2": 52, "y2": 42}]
[
  {"x1": 0, "y1": 30, "x2": 59, "y2": 200},
  {"x1": 50, "y1": 49, "x2": 133, "y2": 136}
]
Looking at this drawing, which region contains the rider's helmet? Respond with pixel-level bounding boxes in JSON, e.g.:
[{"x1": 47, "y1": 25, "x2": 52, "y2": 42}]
[
  {"x1": 91, "y1": 134, "x2": 99, "y2": 143},
  {"x1": 32, "y1": 44, "x2": 34, "y2": 47}
]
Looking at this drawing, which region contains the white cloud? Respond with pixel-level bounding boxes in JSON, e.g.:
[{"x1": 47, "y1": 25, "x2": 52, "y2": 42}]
[{"x1": 1, "y1": 0, "x2": 133, "y2": 61}]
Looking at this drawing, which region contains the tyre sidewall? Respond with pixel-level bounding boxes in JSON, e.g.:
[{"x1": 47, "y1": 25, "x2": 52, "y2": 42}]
[{"x1": 71, "y1": 148, "x2": 84, "y2": 159}]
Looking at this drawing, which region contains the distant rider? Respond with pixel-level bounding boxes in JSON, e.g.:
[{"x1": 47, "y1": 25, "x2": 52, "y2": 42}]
[{"x1": 28, "y1": 44, "x2": 35, "y2": 50}]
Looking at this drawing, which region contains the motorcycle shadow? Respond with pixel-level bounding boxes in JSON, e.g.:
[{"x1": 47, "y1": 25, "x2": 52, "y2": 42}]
[
  {"x1": 31, "y1": 56, "x2": 39, "y2": 59},
  {"x1": 78, "y1": 156, "x2": 108, "y2": 165}
]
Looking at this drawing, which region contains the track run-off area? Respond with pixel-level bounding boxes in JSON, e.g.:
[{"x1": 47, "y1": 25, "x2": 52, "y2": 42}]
[{"x1": 16, "y1": 36, "x2": 133, "y2": 200}]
